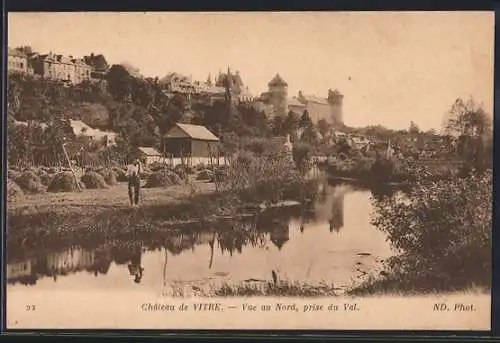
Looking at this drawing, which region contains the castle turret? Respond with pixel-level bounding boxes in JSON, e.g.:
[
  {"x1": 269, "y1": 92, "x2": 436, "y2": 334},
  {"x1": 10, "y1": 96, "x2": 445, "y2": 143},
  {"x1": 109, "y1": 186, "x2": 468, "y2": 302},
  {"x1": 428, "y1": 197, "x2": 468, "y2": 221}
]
[
  {"x1": 328, "y1": 89, "x2": 344, "y2": 125},
  {"x1": 268, "y1": 73, "x2": 288, "y2": 117}
]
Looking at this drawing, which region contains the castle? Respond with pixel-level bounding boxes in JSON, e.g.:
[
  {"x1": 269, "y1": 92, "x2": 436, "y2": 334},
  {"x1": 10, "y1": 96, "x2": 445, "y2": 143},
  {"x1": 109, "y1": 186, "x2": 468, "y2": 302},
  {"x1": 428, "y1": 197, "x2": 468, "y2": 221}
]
[{"x1": 258, "y1": 73, "x2": 344, "y2": 126}]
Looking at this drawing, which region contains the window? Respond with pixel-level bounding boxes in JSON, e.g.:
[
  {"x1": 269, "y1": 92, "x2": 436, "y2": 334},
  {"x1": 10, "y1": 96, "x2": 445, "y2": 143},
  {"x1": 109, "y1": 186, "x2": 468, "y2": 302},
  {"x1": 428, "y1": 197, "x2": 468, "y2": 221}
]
[{"x1": 20, "y1": 62, "x2": 24, "y2": 69}]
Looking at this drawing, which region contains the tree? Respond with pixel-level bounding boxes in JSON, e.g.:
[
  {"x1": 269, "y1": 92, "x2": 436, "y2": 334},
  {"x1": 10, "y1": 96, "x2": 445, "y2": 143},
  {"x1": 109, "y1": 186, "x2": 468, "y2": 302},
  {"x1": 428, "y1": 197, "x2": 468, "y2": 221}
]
[
  {"x1": 443, "y1": 97, "x2": 491, "y2": 137},
  {"x1": 300, "y1": 110, "x2": 313, "y2": 129},
  {"x1": 442, "y1": 97, "x2": 492, "y2": 168},
  {"x1": 408, "y1": 121, "x2": 420, "y2": 134},
  {"x1": 317, "y1": 118, "x2": 330, "y2": 138}
]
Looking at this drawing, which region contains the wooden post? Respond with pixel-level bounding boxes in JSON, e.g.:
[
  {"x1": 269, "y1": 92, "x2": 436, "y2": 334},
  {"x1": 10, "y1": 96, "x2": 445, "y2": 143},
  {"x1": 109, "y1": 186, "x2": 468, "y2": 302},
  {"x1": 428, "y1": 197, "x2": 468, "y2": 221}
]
[
  {"x1": 208, "y1": 142, "x2": 218, "y2": 191},
  {"x1": 62, "y1": 142, "x2": 82, "y2": 192}
]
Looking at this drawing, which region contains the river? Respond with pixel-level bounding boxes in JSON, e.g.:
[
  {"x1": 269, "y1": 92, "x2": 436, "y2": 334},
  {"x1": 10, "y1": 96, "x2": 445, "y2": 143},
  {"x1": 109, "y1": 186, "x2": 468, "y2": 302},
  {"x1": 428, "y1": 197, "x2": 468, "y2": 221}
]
[{"x1": 6, "y1": 181, "x2": 395, "y2": 296}]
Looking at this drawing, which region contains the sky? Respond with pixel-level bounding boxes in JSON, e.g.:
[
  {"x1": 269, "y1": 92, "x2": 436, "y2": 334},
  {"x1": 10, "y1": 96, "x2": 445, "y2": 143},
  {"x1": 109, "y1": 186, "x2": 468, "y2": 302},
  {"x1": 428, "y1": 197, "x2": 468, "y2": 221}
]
[{"x1": 8, "y1": 12, "x2": 494, "y2": 131}]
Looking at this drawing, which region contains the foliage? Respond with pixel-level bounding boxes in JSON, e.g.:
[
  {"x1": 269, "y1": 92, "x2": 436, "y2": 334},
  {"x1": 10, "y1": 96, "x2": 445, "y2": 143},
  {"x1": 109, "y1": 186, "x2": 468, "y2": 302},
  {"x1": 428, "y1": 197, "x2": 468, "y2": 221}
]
[
  {"x1": 213, "y1": 280, "x2": 339, "y2": 297},
  {"x1": 408, "y1": 121, "x2": 419, "y2": 134},
  {"x1": 292, "y1": 142, "x2": 313, "y2": 175},
  {"x1": 443, "y1": 97, "x2": 492, "y2": 137},
  {"x1": 221, "y1": 149, "x2": 315, "y2": 205},
  {"x1": 369, "y1": 170, "x2": 492, "y2": 292}
]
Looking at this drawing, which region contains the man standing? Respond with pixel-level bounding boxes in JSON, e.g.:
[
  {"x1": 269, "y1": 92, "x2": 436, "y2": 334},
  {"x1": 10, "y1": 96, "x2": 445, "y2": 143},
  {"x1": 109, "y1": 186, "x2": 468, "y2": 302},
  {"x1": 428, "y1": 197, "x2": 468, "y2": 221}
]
[{"x1": 126, "y1": 159, "x2": 142, "y2": 207}]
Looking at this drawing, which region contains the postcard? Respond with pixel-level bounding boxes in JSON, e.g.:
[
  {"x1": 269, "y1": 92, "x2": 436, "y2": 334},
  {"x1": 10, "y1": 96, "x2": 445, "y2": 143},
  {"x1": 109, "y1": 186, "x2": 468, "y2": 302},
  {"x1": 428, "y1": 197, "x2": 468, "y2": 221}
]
[{"x1": 5, "y1": 11, "x2": 493, "y2": 330}]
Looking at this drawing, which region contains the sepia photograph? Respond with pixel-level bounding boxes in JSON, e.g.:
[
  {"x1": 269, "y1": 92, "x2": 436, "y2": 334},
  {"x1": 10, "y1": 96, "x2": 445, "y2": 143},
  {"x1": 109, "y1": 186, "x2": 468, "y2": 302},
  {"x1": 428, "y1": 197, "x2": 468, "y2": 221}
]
[{"x1": 5, "y1": 11, "x2": 493, "y2": 330}]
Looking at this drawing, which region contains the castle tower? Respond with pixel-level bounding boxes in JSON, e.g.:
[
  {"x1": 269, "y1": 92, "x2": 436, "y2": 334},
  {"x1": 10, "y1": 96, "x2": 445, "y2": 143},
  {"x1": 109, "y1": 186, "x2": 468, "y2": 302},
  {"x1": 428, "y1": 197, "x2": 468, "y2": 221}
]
[
  {"x1": 327, "y1": 89, "x2": 344, "y2": 125},
  {"x1": 268, "y1": 73, "x2": 288, "y2": 117}
]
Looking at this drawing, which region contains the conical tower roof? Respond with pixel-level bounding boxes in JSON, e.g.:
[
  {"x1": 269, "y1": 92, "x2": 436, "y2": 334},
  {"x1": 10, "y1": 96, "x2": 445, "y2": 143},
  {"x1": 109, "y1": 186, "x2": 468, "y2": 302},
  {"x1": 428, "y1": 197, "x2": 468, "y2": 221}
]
[{"x1": 268, "y1": 73, "x2": 288, "y2": 87}]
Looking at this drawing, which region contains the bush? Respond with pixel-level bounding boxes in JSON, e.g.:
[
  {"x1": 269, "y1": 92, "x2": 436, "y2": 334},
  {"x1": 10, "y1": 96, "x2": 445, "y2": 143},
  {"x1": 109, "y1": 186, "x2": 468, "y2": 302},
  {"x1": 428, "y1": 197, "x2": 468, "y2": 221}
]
[
  {"x1": 7, "y1": 179, "x2": 24, "y2": 202},
  {"x1": 97, "y1": 168, "x2": 118, "y2": 185},
  {"x1": 81, "y1": 171, "x2": 108, "y2": 189},
  {"x1": 368, "y1": 170, "x2": 492, "y2": 292},
  {"x1": 221, "y1": 149, "x2": 311, "y2": 204},
  {"x1": 15, "y1": 171, "x2": 45, "y2": 194},
  {"x1": 292, "y1": 142, "x2": 313, "y2": 174},
  {"x1": 143, "y1": 171, "x2": 181, "y2": 188},
  {"x1": 47, "y1": 172, "x2": 85, "y2": 193}
]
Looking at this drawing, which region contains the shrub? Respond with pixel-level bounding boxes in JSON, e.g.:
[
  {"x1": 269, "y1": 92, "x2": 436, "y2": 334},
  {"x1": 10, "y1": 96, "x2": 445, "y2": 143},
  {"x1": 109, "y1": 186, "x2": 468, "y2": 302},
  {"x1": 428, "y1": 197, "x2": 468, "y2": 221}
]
[
  {"x1": 7, "y1": 179, "x2": 24, "y2": 202},
  {"x1": 81, "y1": 171, "x2": 108, "y2": 189},
  {"x1": 143, "y1": 171, "x2": 181, "y2": 188},
  {"x1": 292, "y1": 142, "x2": 313, "y2": 174},
  {"x1": 15, "y1": 171, "x2": 45, "y2": 194},
  {"x1": 47, "y1": 172, "x2": 85, "y2": 192},
  {"x1": 368, "y1": 170, "x2": 492, "y2": 292},
  {"x1": 97, "y1": 168, "x2": 118, "y2": 185},
  {"x1": 221, "y1": 149, "x2": 311, "y2": 204}
]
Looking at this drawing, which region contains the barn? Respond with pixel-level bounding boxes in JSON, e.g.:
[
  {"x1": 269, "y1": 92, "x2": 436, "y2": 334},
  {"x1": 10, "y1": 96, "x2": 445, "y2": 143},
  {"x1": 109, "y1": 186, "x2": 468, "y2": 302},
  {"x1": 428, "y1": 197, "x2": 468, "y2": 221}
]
[{"x1": 163, "y1": 123, "x2": 222, "y2": 166}]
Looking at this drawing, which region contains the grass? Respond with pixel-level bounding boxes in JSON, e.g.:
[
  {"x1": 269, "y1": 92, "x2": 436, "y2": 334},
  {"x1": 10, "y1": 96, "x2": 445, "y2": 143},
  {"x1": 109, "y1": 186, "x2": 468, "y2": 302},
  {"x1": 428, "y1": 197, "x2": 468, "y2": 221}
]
[
  {"x1": 212, "y1": 280, "x2": 341, "y2": 297},
  {"x1": 8, "y1": 179, "x2": 215, "y2": 216},
  {"x1": 164, "y1": 279, "x2": 342, "y2": 297}
]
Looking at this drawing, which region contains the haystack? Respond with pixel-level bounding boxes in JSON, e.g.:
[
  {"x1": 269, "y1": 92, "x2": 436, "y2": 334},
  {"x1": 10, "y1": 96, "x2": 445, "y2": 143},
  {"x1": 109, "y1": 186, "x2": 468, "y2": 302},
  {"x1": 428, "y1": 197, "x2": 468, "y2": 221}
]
[
  {"x1": 196, "y1": 169, "x2": 214, "y2": 181},
  {"x1": 15, "y1": 171, "x2": 45, "y2": 194},
  {"x1": 112, "y1": 167, "x2": 128, "y2": 182},
  {"x1": 141, "y1": 167, "x2": 153, "y2": 180},
  {"x1": 7, "y1": 169, "x2": 20, "y2": 180},
  {"x1": 38, "y1": 171, "x2": 54, "y2": 186},
  {"x1": 80, "y1": 171, "x2": 109, "y2": 189},
  {"x1": 47, "y1": 172, "x2": 85, "y2": 193},
  {"x1": 143, "y1": 171, "x2": 181, "y2": 188},
  {"x1": 97, "y1": 168, "x2": 118, "y2": 185},
  {"x1": 7, "y1": 179, "x2": 24, "y2": 202}
]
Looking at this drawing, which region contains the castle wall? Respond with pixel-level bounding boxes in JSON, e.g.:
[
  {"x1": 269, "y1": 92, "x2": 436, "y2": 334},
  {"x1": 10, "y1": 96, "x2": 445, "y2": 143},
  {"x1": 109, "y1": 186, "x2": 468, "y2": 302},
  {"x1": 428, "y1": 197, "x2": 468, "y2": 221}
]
[{"x1": 306, "y1": 102, "x2": 332, "y2": 124}]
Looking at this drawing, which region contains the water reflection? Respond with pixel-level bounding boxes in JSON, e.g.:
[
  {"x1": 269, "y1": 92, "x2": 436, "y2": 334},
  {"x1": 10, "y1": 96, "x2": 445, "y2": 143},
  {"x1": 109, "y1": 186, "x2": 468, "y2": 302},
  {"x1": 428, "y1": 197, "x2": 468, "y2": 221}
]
[{"x1": 7, "y1": 182, "x2": 398, "y2": 288}]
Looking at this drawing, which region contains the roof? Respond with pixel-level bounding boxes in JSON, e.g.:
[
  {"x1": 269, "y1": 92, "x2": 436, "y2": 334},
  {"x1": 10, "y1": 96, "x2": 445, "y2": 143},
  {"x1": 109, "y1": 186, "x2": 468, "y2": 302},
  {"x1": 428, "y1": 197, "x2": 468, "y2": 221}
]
[
  {"x1": 165, "y1": 123, "x2": 219, "y2": 141},
  {"x1": 69, "y1": 120, "x2": 93, "y2": 134},
  {"x1": 138, "y1": 147, "x2": 161, "y2": 156},
  {"x1": 288, "y1": 97, "x2": 306, "y2": 107},
  {"x1": 69, "y1": 120, "x2": 116, "y2": 139},
  {"x1": 268, "y1": 73, "x2": 288, "y2": 87}
]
